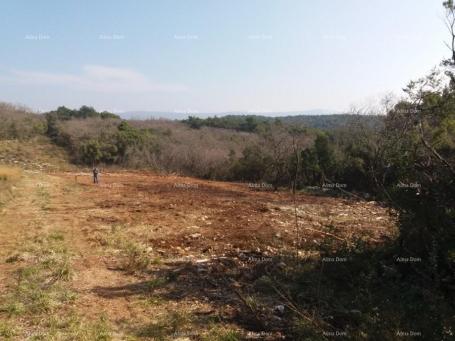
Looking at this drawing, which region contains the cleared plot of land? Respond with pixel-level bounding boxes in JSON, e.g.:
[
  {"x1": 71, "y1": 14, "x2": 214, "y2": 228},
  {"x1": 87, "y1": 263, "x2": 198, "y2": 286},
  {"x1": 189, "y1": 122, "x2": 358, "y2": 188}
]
[{"x1": 0, "y1": 170, "x2": 396, "y2": 340}]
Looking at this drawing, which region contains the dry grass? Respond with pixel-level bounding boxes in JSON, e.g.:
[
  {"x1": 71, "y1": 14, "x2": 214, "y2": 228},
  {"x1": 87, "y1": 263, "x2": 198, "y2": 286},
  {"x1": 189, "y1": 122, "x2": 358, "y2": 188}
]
[
  {"x1": 1, "y1": 230, "x2": 114, "y2": 340},
  {"x1": 0, "y1": 166, "x2": 21, "y2": 183},
  {"x1": 0, "y1": 102, "x2": 46, "y2": 140},
  {"x1": 0, "y1": 166, "x2": 21, "y2": 205},
  {"x1": 0, "y1": 137, "x2": 72, "y2": 171}
]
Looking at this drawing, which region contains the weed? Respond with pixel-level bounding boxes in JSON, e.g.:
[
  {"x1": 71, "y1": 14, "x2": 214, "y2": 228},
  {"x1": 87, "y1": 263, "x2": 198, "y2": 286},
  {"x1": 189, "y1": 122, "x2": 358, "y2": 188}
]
[
  {"x1": 244, "y1": 295, "x2": 259, "y2": 312},
  {"x1": 122, "y1": 240, "x2": 150, "y2": 273},
  {"x1": 104, "y1": 228, "x2": 151, "y2": 273},
  {"x1": 89, "y1": 314, "x2": 112, "y2": 341},
  {"x1": 36, "y1": 186, "x2": 50, "y2": 210},
  {"x1": 150, "y1": 256, "x2": 162, "y2": 265},
  {"x1": 110, "y1": 223, "x2": 127, "y2": 234},
  {"x1": 144, "y1": 278, "x2": 168, "y2": 291},
  {"x1": 0, "y1": 320, "x2": 17, "y2": 339},
  {"x1": 48, "y1": 231, "x2": 65, "y2": 241},
  {"x1": 201, "y1": 326, "x2": 241, "y2": 341},
  {"x1": 33, "y1": 312, "x2": 112, "y2": 340},
  {"x1": 136, "y1": 311, "x2": 192, "y2": 340}
]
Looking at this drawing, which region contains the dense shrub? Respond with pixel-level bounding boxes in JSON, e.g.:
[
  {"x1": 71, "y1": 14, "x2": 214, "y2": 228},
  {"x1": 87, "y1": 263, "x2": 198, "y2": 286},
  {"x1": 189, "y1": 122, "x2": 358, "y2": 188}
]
[{"x1": 379, "y1": 71, "x2": 455, "y2": 288}]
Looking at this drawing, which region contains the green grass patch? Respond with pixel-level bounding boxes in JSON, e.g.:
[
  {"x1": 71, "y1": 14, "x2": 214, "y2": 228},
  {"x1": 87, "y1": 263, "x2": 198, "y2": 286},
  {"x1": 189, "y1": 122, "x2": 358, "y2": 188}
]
[
  {"x1": 201, "y1": 326, "x2": 242, "y2": 341},
  {"x1": 100, "y1": 226, "x2": 155, "y2": 274},
  {"x1": 25, "y1": 312, "x2": 112, "y2": 340},
  {"x1": 0, "y1": 232, "x2": 74, "y2": 318},
  {"x1": 0, "y1": 320, "x2": 18, "y2": 339}
]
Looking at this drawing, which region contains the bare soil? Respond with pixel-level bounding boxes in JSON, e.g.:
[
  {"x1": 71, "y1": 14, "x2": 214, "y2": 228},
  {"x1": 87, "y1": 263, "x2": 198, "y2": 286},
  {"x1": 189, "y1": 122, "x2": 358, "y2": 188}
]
[{"x1": 0, "y1": 170, "x2": 397, "y2": 340}]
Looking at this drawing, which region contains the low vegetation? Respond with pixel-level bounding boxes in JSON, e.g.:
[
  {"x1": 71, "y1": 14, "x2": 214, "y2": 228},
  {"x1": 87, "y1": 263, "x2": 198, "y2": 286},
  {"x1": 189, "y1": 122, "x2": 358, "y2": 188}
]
[
  {"x1": 0, "y1": 103, "x2": 46, "y2": 140},
  {"x1": 0, "y1": 231, "x2": 114, "y2": 340}
]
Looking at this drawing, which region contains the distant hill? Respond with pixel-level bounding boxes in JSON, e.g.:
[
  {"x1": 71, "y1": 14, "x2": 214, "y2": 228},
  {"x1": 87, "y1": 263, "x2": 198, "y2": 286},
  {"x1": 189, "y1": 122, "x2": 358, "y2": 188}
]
[
  {"x1": 120, "y1": 111, "x2": 190, "y2": 120},
  {"x1": 266, "y1": 114, "x2": 384, "y2": 130},
  {"x1": 120, "y1": 110, "x2": 384, "y2": 131},
  {"x1": 181, "y1": 113, "x2": 384, "y2": 132},
  {"x1": 119, "y1": 109, "x2": 338, "y2": 121}
]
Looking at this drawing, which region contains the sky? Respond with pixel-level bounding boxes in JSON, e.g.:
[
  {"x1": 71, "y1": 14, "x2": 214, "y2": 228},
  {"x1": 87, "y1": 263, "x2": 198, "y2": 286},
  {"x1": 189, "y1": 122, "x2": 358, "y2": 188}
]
[{"x1": 0, "y1": 0, "x2": 449, "y2": 114}]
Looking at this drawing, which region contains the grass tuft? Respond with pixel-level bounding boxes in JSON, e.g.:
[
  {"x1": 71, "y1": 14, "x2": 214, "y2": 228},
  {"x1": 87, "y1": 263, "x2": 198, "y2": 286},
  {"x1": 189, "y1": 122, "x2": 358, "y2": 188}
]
[
  {"x1": 0, "y1": 320, "x2": 18, "y2": 339},
  {"x1": 201, "y1": 326, "x2": 242, "y2": 341}
]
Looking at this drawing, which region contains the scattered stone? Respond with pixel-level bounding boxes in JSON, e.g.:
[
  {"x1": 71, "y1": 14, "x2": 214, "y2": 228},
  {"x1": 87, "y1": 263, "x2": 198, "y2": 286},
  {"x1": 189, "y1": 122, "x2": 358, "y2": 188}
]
[
  {"x1": 273, "y1": 304, "x2": 285, "y2": 315},
  {"x1": 277, "y1": 262, "x2": 287, "y2": 270}
]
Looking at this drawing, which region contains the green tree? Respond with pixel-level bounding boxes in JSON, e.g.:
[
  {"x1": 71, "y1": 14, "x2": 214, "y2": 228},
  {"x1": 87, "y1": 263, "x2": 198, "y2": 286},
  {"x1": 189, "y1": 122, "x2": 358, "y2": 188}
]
[
  {"x1": 115, "y1": 121, "x2": 144, "y2": 158},
  {"x1": 231, "y1": 145, "x2": 269, "y2": 181},
  {"x1": 314, "y1": 133, "x2": 335, "y2": 183},
  {"x1": 185, "y1": 116, "x2": 203, "y2": 129},
  {"x1": 80, "y1": 140, "x2": 103, "y2": 164}
]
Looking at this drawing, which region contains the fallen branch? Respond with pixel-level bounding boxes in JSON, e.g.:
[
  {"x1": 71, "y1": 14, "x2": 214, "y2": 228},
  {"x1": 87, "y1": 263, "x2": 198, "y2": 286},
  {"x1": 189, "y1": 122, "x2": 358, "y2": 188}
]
[{"x1": 268, "y1": 280, "x2": 333, "y2": 333}]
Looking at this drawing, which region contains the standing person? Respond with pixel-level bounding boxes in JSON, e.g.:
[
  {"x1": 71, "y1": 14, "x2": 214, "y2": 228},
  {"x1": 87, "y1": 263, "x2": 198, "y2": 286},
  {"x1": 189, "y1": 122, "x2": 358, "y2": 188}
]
[{"x1": 93, "y1": 167, "x2": 99, "y2": 184}]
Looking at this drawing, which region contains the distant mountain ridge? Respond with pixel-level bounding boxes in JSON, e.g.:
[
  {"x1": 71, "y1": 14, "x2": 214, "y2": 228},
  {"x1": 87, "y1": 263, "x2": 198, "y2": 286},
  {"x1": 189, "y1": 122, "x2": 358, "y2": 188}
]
[
  {"x1": 119, "y1": 109, "x2": 339, "y2": 120},
  {"x1": 120, "y1": 110, "x2": 383, "y2": 131}
]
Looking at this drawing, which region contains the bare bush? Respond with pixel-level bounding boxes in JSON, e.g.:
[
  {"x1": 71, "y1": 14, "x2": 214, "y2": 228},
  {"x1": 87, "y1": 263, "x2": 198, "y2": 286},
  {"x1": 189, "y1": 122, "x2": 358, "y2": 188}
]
[
  {"x1": 129, "y1": 119, "x2": 260, "y2": 178},
  {"x1": 0, "y1": 103, "x2": 46, "y2": 140}
]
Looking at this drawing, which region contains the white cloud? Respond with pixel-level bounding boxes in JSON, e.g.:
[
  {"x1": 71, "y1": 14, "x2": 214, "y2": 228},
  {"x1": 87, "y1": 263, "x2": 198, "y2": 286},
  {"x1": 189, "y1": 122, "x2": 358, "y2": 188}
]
[{"x1": 4, "y1": 65, "x2": 187, "y2": 93}]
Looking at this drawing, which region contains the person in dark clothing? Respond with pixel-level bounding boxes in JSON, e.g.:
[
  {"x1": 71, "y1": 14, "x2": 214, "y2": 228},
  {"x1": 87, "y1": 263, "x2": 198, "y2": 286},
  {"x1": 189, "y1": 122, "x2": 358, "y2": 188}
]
[{"x1": 93, "y1": 167, "x2": 99, "y2": 184}]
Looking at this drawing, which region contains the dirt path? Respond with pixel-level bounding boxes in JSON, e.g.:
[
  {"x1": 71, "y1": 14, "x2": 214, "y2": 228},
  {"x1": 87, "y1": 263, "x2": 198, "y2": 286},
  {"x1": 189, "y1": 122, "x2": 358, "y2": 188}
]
[
  {"x1": 0, "y1": 170, "x2": 397, "y2": 340},
  {"x1": 0, "y1": 171, "x2": 143, "y2": 339},
  {"x1": 0, "y1": 171, "x2": 51, "y2": 294}
]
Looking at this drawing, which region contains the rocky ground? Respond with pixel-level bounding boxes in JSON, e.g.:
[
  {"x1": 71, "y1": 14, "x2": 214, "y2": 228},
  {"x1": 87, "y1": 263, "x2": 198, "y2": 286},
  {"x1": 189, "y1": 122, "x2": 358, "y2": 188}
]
[{"x1": 0, "y1": 169, "x2": 397, "y2": 340}]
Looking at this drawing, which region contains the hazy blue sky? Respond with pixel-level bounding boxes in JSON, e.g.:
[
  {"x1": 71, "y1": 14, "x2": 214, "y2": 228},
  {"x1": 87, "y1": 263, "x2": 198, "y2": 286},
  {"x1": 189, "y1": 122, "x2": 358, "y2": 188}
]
[{"x1": 0, "y1": 0, "x2": 449, "y2": 114}]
